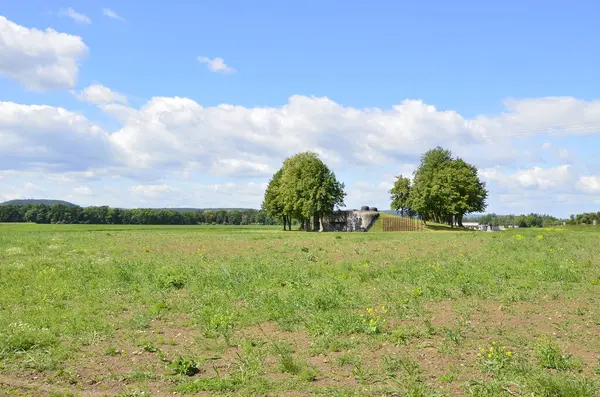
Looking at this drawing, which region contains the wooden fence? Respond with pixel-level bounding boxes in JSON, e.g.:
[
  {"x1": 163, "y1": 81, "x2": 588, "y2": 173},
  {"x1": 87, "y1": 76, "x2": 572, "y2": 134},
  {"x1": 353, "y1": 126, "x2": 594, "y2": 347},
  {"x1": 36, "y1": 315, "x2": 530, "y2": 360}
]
[{"x1": 382, "y1": 216, "x2": 425, "y2": 232}]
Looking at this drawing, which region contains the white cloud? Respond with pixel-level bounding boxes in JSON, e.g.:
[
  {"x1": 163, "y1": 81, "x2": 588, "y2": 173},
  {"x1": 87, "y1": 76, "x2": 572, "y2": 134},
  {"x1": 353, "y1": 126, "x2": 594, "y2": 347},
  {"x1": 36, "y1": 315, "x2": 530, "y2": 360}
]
[
  {"x1": 59, "y1": 8, "x2": 92, "y2": 24},
  {"x1": 130, "y1": 184, "x2": 180, "y2": 198},
  {"x1": 347, "y1": 181, "x2": 395, "y2": 210},
  {"x1": 0, "y1": 182, "x2": 46, "y2": 202},
  {"x1": 72, "y1": 186, "x2": 93, "y2": 196},
  {"x1": 197, "y1": 56, "x2": 236, "y2": 74},
  {"x1": 477, "y1": 97, "x2": 600, "y2": 137},
  {"x1": 0, "y1": 16, "x2": 88, "y2": 91},
  {"x1": 0, "y1": 101, "x2": 113, "y2": 171},
  {"x1": 212, "y1": 158, "x2": 273, "y2": 177},
  {"x1": 104, "y1": 95, "x2": 516, "y2": 175},
  {"x1": 577, "y1": 176, "x2": 600, "y2": 193},
  {"x1": 102, "y1": 8, "x2": 125, "y2": 21},
  {"x1": 5, "y1": 89, "x2": 600, "y2": 213},
  {"x1": 480, "y1": 165, "x2": 574, "y2": 190},
  {"x1": 75, "y1": 84, "x2": 128, "y2": 105}
]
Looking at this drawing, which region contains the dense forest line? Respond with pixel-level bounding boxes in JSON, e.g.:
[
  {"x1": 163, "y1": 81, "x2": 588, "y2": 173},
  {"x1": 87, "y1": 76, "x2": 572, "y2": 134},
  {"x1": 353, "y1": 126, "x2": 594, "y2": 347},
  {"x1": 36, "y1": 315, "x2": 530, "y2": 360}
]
[
  {"x1": 473, "y1": 212, "x2": 599, "y2": 227},
  {"x1": 476, "y1": 213, "x2": 563, "y2": 228},
  {"x1": 0, "y1": 204, "x2": 278, "y2": 225}
]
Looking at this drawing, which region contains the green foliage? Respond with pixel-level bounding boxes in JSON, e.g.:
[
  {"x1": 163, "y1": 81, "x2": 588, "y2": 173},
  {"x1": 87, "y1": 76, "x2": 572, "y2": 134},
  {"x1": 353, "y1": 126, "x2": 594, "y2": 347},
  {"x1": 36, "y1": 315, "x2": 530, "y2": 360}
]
[
  {"x1": 528, "y1": 373, "x2": 598, "y2": 397},
  {"x1": 262, "y1": 151, "x2": 346, "y2": 231},
  {"x1": 175, "y1": 377, "x2": 240, "y2": 393},
  {"x1": 0, "y1": 322, "x2": 58, "y2": 354},
  {"x1": 403, "y1": 146, "x2": 488, "y2": 226},
  {"x1": 567, "y1": 211, "x2": 600, "y2": 225},
  {"x1": 273, "y1": 342, "x2": 301, "y2": 374},
  {"x1": 389, "y1": 175, "x2": 413, "y2": 216},
  {"x1": 535, "y1": 337, "x2": 581, "y2": 371},
  {"x1": 168, "y1": 356, "x2": 201, "y2": 376},
  {"x1": 103, "y1": 346, "x2": 124, "y2": 356},
  {"x1": 478, "y1": 213, "x2": 562, "y2": 227},
  {"x1": 477, "y1": 341, "x2": 513, "y2": 372},
  {"x1": 201, "y1": 311, "x2": 235, "y2": 346},
  {"x1": 360, "y1": 306, "x2": 388, "y2": 334},
  {"x1": 0, "y1": 204, "x2": 277, "y2": 225},
  {"x1": 1, "y1": 223, "x2": 600, "y2": 395}
]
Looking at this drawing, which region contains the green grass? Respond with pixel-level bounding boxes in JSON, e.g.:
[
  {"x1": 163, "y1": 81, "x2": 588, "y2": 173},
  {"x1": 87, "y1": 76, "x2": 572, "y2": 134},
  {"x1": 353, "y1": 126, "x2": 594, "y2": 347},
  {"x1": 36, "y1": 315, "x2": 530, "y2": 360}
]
[{"x1": 0, "y1": 223, "x2": 599, "y2": 395}]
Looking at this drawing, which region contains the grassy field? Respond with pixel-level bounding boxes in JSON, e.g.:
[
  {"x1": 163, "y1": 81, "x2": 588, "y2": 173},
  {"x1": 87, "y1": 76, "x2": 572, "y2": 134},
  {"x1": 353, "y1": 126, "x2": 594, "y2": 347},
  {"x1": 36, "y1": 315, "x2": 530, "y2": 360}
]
[{"x1": 1, "y1": 224, "x2": 599, "y2": 396}]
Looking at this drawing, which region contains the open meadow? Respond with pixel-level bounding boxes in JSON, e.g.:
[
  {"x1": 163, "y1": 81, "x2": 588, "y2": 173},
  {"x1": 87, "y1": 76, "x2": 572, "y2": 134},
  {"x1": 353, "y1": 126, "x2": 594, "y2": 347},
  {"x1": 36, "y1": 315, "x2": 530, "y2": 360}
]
[{"x1": 1, "y1": 223, "x2": 599, "y2": 396}]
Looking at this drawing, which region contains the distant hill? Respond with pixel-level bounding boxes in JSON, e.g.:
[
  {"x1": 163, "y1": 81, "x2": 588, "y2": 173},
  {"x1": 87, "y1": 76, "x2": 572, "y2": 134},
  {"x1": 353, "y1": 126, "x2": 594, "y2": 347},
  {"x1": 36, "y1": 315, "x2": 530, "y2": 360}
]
[{"x1": 0, "y1": 199, "x2": 77, "y2": 207}]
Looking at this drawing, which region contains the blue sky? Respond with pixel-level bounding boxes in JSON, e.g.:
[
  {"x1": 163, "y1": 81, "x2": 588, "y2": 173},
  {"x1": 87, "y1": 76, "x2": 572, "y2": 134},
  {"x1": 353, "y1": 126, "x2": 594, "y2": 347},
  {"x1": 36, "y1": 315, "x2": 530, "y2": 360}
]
[{"x1": 1, "y1": 1, "x2": 600, "y2": 216}]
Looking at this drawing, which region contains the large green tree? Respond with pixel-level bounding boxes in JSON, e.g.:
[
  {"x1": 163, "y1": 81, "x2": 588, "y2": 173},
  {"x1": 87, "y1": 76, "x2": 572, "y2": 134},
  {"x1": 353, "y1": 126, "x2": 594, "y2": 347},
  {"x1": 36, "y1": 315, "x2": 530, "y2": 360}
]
[
  {"x1": 406, "y1": 147, "x2": 487, "y2": 227},
  {"x1": 262, "y1": 169, "x2": 291, "y2": 230},
  {"x1": 262, "y1": 152, "x2": 346, "y2": 231},
  {"x1": 389, "y1": 175, "x2": 412, "y2": 216}
]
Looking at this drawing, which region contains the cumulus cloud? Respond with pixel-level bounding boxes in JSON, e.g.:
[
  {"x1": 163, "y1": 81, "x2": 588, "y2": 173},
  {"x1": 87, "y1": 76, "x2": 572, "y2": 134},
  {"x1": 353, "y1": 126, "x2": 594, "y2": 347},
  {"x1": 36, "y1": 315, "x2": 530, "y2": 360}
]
[
  {"x1": 6, "y1": 93, "x2": 600, "y2": 182},
  {"x1": 0, "y1": 16, "x2": 88, "y2": 91},
  {"x1": 577, "y1": 176, "x2": 600, "y2": 193},
  {"x1": 59, "y1": 8, "x2": 91, "y2": 24},
  {"x1": 108, "y1": 95, "x2": 600, "y2": 176},
  {"x1": 197, "y1": 56, "x2": 236, "y2": 74},
  {"x1": 0, "y1": 102, "x2": 113, "y2": 171},
  {"x1": 75, "y1": 84, "x2": 128, "y2": 105},
  {"x1": 480, "y1": 165, "x2": 575, "y2": 190},
  {"x1": 212, "y1": 158, "x2": 273, "y2": 177},
  {"x1": 102, "y1": 8, "x2": 125, "y2": 21},
  {"x1": 5, "y1": 88, "x2": 600, "y2": 211}
]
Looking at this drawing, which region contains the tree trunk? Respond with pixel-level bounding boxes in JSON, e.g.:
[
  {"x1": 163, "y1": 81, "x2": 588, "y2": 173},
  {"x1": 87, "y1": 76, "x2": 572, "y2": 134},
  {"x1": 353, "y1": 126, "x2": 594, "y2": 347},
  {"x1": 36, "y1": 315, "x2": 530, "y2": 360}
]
[
  {"x1": 304, "y1": 218, "x2": 311, "y2": 232},
  {"x1": 458, "y1": 214, "x2": 464, "y2": 228},
  {"x1": 313, "y1": 213, "x2": 320, "y2": 232},
  {"x1": 282, "y1": 216, "x2": 287, "y2": 231},
  {"x1": 319, "y1": 214, "x2": 325, "y2": 232}
]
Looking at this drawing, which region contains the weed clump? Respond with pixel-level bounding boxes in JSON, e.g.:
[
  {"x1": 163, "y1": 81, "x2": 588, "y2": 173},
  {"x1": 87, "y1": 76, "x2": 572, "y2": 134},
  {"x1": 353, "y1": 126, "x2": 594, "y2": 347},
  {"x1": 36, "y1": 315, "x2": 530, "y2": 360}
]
[
  {"x1": 536, "y1": 337, "x2": 581, "y2": 371},
  {"x1": 168, "y1": 356, "x2": 201, "y2": 376}
]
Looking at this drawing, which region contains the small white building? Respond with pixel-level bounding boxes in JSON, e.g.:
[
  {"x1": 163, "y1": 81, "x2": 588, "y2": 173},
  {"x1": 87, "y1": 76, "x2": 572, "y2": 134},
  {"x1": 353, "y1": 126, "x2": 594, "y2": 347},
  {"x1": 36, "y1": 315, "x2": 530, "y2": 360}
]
[{"x1": 462, "y1": 222, "x2": 505, "y2": 231}]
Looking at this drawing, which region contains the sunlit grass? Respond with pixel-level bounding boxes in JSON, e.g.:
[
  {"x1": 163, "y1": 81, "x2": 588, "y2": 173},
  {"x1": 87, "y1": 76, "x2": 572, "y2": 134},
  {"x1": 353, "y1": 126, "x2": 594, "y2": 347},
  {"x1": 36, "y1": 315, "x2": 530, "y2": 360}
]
[{"x1": 0, "y1": 223, "x2": 599, "y2": 395}]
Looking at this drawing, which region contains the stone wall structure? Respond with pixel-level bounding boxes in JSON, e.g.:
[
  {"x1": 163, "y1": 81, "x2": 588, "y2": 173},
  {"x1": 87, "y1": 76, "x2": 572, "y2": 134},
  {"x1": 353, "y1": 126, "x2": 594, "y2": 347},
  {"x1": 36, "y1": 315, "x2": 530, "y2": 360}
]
[{"x1": 321, "y1": 207, "x2": 379, "y2": 232}]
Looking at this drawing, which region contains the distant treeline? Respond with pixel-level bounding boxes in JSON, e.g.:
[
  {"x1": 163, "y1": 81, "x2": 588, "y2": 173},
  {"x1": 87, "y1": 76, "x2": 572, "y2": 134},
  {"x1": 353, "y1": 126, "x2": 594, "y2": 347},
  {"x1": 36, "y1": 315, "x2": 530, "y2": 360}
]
[
  {"x1": 475, "y1": 213, "x2": 563, "y2": 228},
  {"x1": 567, "y1": 212, "x2": 600, "y2": 225},
  {"x1": 0, "y1": 204, "x2": 278, "y2": 225}
]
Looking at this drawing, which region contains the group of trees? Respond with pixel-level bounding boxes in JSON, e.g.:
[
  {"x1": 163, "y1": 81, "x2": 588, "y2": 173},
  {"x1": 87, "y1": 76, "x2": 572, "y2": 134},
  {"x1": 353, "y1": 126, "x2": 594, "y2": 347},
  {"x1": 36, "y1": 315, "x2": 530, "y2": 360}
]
[
  {"x1": 477, "y1": 213, "x2": 562, "y2": 228},
  {"x1": 262, "y1": 152, "x2": 346, "y2": 231},
  {"x1": 389, "y1": 147, "x2": 488, "y2": 227},
  {"x1": 0, "y1": 204, "x2": 277, "y2": 225},
  {"x1": 567, "y1": 212, "x2": 600, "y2": 225}
]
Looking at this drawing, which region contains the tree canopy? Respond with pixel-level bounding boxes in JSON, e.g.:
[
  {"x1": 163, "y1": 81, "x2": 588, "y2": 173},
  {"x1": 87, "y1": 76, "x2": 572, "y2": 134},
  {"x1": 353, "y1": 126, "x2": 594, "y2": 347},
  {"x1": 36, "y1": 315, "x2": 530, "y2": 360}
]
[
  {"x1": 389, "y1": 175, "x2": 412, "y2": 217},
  {"x1": 0, "y1": 204, "x2": 277, "y2": 226},
  {"x1": 262, "y1": 152, "x2": 346, "y2": 231},
  {"x1": 389, "y1": 147, "x2": 488, "y2": 227},
  {"x1": 478, "y1": 213, "x2": 562, "y2": 228}
]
